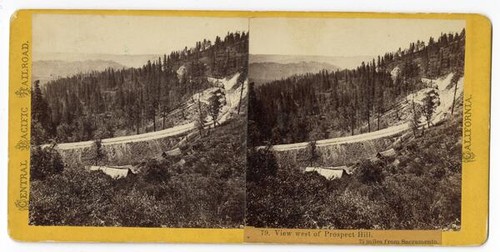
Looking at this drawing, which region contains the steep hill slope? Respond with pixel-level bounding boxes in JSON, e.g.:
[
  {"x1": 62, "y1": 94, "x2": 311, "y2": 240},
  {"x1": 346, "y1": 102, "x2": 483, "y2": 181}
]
[
  {"x1": 249, "y1": 30, "x2": 465, "y2": 146},
  {"x1": 33, "y1": 31, "x2": 248, "y2": 144}
]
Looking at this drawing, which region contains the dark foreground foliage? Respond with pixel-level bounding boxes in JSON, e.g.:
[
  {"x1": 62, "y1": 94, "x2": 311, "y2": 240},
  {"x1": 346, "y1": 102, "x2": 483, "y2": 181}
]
[
  {"x1": 246, "y1": 116, "x2": 462, "y2": 230},
  {"x1": 30, "y1": 117, "x2": 246, "y2": 228},
  {"x1": 30, "y1": 145, "x2": 64, "y2": 181}
]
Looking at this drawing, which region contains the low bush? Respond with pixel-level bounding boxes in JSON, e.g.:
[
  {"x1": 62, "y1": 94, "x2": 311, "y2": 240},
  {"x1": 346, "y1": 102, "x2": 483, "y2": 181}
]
[
  {"x1": 30, "y1": 117, "x2": 246, "y2": 228},
  {"x1": 246, "y1": 115, "x2": 463, "y2": 230}
]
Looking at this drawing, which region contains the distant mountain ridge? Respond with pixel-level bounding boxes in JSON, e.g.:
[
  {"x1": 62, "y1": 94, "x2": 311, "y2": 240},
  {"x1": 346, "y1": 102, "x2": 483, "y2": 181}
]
[
  {"x1": 33, "y1": 60, "x2": 126, "y2": 85},
  {"x1": 249, "y1": 61, "x2": 339, "y2": 85},
  {"x1": 34, "y1": 52, "x2": 161, "y2": 68},
  {"x1": 250, "y1": 54, "x2": 375, "y2": 69}
]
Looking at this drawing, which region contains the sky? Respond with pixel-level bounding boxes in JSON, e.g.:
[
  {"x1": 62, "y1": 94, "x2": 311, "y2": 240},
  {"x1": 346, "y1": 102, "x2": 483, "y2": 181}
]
[
  {"x1": 32, "y1": 14, "x2": 465, "y2": 61},
  {"x1": 250, "y1": 18, "x2": 465, "y2": 57},
  {"x1": 32, "y1": 14, "x2": 248, "y2": 59}
]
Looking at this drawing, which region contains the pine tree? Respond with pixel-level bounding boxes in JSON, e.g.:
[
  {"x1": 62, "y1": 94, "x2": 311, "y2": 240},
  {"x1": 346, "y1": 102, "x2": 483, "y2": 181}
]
[
  {"x1": 423, "y1": 89, "x2": 440, "y2": 127},
  {"x1": 208, "y1": 89, "x2": 226, "y2": 127},
  {"x1": 148, "y1": 100, "x2": 159, "y2": 132},
  {"x1": 305, "y1": 140, "x2": 320, "y2": 166},
  {"x1": 195, "y1": 96, "x2": 207, "y2": 136},
  {"x1": 92, "y1": 139, "x2": 105, "y2": 166},
  {"x1": 31, "y1": 80, "x2": 51, "y2": 144}
]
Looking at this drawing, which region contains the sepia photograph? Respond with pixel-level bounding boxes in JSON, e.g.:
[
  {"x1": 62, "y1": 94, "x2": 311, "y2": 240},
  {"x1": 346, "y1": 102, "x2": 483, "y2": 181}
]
[
  {"x1": 246, "y1": 18, "x2": 465, "y2": 230},
  {"x1": 29, "y1": 14, "x2": 249, "y2": 228}
]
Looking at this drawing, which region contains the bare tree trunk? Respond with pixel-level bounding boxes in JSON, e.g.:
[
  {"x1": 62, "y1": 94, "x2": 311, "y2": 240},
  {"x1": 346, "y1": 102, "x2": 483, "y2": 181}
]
[
  {"x1": 153, "y1": 115, "x2": 156, "y2": 132},
  {"x1": 377, "y1": 113, "x2": 380, "y2": 130},
  {"x1": 136, "y1": 116, "x2": 141, "y2": 135},
  {"x1": 237, "y1": 81, "x2": 245, "y2": 114},
  {"x1": 162, "y1": 114, "x2": 166, "y2": 130},
  {"x1": 351, "y1": 119, "x2": 355, "y2": 136},
  {"x1": 367, "y1": 109, "x2": 371, "y2": 133},
  {"x1": 451, "y1": 77, "x2": 459, "y2": 115},
  {"x1": 411, "y1": 99, "x2": 419, "y2": 137}
]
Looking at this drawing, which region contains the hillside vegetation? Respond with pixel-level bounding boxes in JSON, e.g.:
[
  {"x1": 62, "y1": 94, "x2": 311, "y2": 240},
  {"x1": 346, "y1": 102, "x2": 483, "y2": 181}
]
[
  {"x1": 30, "y1": 31, "x2": 249, "y2": 228},
  {"x1": 247, "y1": 113, "x2": 462, "y2": 230},
  {"x1": 32, "y1": 32, "x2": 248, "y2": 144},
  {"x1": 249, "y1": 30, "x2": 465, "y2": 146},
  {"x1": 246, "y1": 30, "x2": 465, "y2": 230},
  {"x1": 30, "y1": 115, "x2": 247, "y2": 227}
]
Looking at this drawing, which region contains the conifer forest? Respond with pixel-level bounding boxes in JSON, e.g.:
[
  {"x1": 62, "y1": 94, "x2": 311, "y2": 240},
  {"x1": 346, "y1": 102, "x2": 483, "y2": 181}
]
[{"x1": 30, "y1": 17, "x2": 465, "y2": 230}]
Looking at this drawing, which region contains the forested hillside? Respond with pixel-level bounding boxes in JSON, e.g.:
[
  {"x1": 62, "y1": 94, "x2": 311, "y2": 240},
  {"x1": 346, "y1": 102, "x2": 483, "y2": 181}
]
[
  {"x1": 246, "y1": 113, "x2": 462, "y2": 230},
  {"x1": 249, "y1": 29, "x2": 465, "y2": 146},
  {"x1": 32, "y1": 32, "x2": 248, "y2": 144},
  {"x1": 30, "y1": 29, "x2": 249, "y2": 228},
  {"x1": 30, "y1": 115, "x2": 247, "y2": 228}
]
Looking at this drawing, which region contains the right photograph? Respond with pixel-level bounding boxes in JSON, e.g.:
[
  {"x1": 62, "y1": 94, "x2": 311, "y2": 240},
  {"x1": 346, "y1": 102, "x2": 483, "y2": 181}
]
[{"x1": 246, "y1": 18, "x2": 465, "y2": 230}]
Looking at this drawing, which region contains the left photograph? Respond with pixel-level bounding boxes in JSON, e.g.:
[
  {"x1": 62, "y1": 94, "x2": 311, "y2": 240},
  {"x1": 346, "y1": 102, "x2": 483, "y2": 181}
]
[{"x1": 29, "y1": 14, "x2": 249, "y2": 228}]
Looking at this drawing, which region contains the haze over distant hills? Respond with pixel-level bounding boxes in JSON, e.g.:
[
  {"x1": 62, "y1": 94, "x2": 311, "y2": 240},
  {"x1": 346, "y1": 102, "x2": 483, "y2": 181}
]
[
  {"x1": 249, "y1": 61, "x2": 339, "y2": 86},
  {"x1": 249, "y1": 54, "x2": 375, "y2": 85},
  {"x1": 33, "y1": 53, "x2": 163, "y2": 85},
  {"x1": 250, "y1": 54, "x2": 375, "y2": 69},
  {"x1": 34, "y1": 52, "x2": 161, "y2": 68},
  {"x1": 33, "y1": 53, "x2": 377, "y2": 86},
  {"x1": 33, "y1": 60, "x2": 126, "y2": 85}
]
